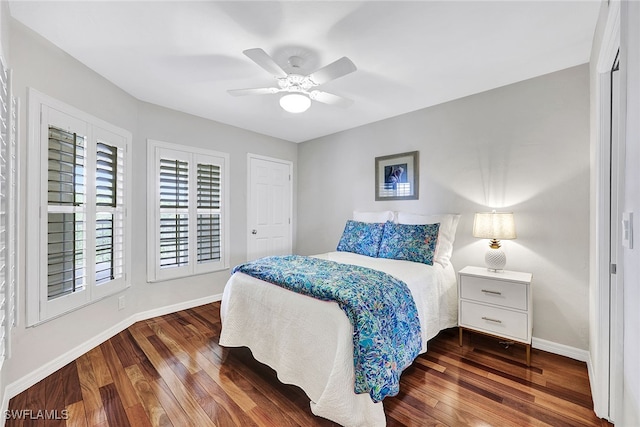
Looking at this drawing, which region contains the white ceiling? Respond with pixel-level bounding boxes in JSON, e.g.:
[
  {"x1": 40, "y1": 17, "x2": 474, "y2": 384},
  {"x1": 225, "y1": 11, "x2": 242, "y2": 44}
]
[{"x1": 9, "y1": 1, "x2": 601, "y2": 143}]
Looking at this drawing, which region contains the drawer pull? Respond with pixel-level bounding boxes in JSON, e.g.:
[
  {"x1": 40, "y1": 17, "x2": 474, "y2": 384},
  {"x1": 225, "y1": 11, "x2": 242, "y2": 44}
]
[
  {"x1": 481, "y1": 316, "x2": 503, "y2": 324},
  {"x1": 481, "y1": 289, "x2": 502, "y2": 295}
]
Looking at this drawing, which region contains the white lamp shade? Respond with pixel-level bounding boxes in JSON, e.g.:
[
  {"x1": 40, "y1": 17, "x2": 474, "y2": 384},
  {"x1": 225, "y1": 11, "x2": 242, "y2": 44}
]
[
  {"x1": 279, "y1": 93, "x2": 311, "y2": 113},
  {"x1": 472, "y1": 212, "x2": 516, "y2": 240}
]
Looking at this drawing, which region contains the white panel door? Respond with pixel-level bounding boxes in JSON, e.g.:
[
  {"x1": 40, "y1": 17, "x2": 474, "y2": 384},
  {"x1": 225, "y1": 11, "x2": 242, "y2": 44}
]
[{"x1": 248, "y1": 155, "x2": 292, "y2": 260}]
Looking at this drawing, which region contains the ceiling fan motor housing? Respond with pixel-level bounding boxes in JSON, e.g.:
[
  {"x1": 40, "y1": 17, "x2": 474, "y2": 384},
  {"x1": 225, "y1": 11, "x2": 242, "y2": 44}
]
[{"x1": 278, "y1": 74, "x2": 314, "y2": 92}]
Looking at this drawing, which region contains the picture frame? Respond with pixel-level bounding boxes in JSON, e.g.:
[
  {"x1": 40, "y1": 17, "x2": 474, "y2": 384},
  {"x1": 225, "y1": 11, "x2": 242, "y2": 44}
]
[{"x1": 375, "y1": 151, "x2": 419, "y2": 201}]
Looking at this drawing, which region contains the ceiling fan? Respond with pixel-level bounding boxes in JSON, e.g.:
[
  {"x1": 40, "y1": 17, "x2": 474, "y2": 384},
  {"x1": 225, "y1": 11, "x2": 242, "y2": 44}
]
[{"x1": 228, "y1": 48, "x2": 357, "y2": 113}]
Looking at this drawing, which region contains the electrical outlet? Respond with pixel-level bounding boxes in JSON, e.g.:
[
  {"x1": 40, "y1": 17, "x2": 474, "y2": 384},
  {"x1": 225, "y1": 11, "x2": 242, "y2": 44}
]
[{"x1": 118, "y1": 295, "x2": 126, "y2": 310}]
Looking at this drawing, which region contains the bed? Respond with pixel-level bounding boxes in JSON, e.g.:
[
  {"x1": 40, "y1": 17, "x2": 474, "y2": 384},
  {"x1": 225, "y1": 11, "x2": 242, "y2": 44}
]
[{"x1": 219, "y1": 211, "x2": 460, "y2": 426}]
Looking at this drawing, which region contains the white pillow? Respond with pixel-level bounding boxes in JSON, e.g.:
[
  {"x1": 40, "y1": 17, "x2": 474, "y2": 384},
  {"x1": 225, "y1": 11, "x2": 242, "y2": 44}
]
[
  {"x1": 353, "y1": 210, "x2": 395, "y2": 223},
  {"x1": 396, "y1": 212, "x2": 461, "y2": 267}
]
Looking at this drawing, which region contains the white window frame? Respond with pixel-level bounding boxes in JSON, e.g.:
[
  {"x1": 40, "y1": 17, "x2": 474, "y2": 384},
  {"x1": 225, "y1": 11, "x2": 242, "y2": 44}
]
[
  {"x1": 0, "y1": 55, "x2": 16, "y2": 365},
  {"x1": 26, "y1": 89, "x2": 132, "y2": 326},
  {"x1": 147, "y1": 139, "x2": 230, "y2": 283}
]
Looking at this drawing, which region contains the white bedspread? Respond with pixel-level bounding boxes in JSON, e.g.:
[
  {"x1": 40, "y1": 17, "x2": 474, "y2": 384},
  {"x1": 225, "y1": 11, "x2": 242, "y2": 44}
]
[{"x1": 219, "y1": 252, "x2": 457, "y2": 426}]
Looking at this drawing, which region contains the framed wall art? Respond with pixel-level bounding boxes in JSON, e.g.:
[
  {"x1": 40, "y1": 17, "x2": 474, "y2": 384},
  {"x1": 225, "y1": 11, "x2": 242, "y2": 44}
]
[{"x1": 375, "y1": 151, "x2": 419, "y2": 201}]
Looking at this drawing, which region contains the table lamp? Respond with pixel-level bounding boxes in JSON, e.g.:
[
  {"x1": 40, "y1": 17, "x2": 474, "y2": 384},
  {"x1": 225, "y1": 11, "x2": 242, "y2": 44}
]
[{"x1": 473, "y1": 211, "x2": 516, "y2": 271}]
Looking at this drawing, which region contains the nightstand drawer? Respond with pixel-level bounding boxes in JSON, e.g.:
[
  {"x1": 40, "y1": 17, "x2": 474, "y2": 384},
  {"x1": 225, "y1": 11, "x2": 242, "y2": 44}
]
[
  {"x1": 459, "y1": 300, "x2": 528, "y2": 342},
  {"x1": 460, "y1": 275, "x2": 528, "y2": 310}
]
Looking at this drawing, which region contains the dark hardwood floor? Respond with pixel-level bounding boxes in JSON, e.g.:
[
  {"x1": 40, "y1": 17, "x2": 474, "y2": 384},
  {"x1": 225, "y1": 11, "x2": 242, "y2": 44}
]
[{"x1": 7, "y1": 302, "x2": 612, "y2": 426}]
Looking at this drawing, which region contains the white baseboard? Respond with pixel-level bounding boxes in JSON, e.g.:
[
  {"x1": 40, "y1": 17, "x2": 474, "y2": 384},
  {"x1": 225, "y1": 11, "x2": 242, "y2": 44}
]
[
  {"x1": 532, "y1": 336, "x2": 589, "y2": 362},
  {"x1": 1, "y1": 293, "x2": 223, "y2": 424},
  {"x1": 130, "y1": 293, "x2": 223, "y2": 325}
]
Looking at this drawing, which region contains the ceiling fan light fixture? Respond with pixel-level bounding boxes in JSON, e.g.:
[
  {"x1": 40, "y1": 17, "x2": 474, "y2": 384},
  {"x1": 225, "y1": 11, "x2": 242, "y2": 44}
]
[{"x1": 279, "y1": 93, "x2": 311, "y2": 113}]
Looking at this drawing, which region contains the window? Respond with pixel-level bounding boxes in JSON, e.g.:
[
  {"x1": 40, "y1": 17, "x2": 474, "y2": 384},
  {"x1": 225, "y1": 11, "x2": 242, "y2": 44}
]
[
  {"x1": 147, "y1": 140, "x2": 229, "y2": 282},
  {"x1": 26, "y1": 89, "x2": 131, "y2": 326},
  {"x1": 0, "y1": 56, "x2": 16, "y2": 364}
]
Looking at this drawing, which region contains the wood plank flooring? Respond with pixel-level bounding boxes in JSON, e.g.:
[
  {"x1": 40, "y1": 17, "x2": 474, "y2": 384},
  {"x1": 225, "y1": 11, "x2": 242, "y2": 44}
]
[{"x1": 7, "y1": 302, "x2": 612, "y2": 426}]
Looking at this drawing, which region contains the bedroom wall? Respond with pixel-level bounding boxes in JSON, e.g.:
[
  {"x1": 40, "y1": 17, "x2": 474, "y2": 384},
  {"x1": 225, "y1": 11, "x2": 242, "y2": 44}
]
[
  {"x1": 298, "y1": 64, "x2": 591, "y2": 351},
  {"x1": 6, "y1": 19, "x2": 297, "y2": 393}
]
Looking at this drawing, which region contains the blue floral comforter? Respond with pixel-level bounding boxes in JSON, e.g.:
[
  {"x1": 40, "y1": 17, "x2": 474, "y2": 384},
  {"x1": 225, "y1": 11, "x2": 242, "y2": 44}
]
[{"x1": 232, "y1": 255, "x2": 422, "y2": 402}]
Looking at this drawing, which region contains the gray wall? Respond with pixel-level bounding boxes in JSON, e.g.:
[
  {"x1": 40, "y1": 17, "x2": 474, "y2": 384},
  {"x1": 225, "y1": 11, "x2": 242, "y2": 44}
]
[
  {"x1": 6, "y1": 20, "x2": 296, "y2": 387},
  {"x1": 298, "y1": 64, "x2": 591, "y2": 350}
]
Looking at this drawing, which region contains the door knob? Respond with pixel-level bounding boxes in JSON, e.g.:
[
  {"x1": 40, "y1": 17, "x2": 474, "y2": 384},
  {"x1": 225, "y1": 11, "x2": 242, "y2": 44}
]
[{"x1": 251, "y1": 229, "x2": 257, "y2": 235}]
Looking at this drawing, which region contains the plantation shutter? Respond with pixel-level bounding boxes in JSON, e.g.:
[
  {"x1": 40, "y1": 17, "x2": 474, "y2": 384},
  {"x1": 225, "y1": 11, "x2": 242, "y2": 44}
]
[
  {"x1": 147, "y1": 140, "x2": 228, "y2": 282},
  {"x1": 95, "y1": 142, "x2": 125, "y2": 285},
  {"x1": 47, "y1": 126, "x2": 86, "y2": 300},
  {"x1": 197, "y1": 163, "x2": 221, "y2": 263},
  {"x1": 27, "y1": 90, "x2": 131, "y2": 325},
  {"x1": 1, "y1": 61, "x2": 17, "y2": 357},
  {"x1": 159, "y1": 158, "x2": 189, "y2": 269},
  {"x1": 0, "y1": 60, "x2": 8, "y2": 361}
]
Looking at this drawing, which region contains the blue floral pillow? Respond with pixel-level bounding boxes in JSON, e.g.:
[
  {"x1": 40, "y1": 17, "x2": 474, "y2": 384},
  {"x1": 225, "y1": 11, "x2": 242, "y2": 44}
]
[
  {"x1": 378, "y1": 221, "x2": 440, "y2": 265},
  {"x1": 336, "y1": 220, "x2": 385, "y2": 258}
]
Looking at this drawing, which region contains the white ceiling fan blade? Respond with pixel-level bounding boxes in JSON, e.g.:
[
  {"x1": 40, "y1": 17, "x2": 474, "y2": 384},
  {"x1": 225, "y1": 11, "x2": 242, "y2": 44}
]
[
  {"x1": 308, "y1": 57, "x2": 357, "y2": 86},
  {"x1": 309, "y1": 90, "x2": 354, "y2": 108},
  {"x1": 228, "y1": 87, "x2": 279, "y2": 96},
  {"x1": 243, "y1": 48, "x2": 288, "y2": 78}
]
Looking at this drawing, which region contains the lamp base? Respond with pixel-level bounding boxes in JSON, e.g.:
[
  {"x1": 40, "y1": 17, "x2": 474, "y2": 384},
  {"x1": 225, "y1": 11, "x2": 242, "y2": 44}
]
[{"x1": 485, "y1": 247, "x2": 506, "y2": 271}]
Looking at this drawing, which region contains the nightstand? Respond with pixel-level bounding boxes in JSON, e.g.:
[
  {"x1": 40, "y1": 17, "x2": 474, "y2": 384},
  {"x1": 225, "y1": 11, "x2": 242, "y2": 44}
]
[{"x1": 458, "y1": 266, "x2": 533, "y2": 365}]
